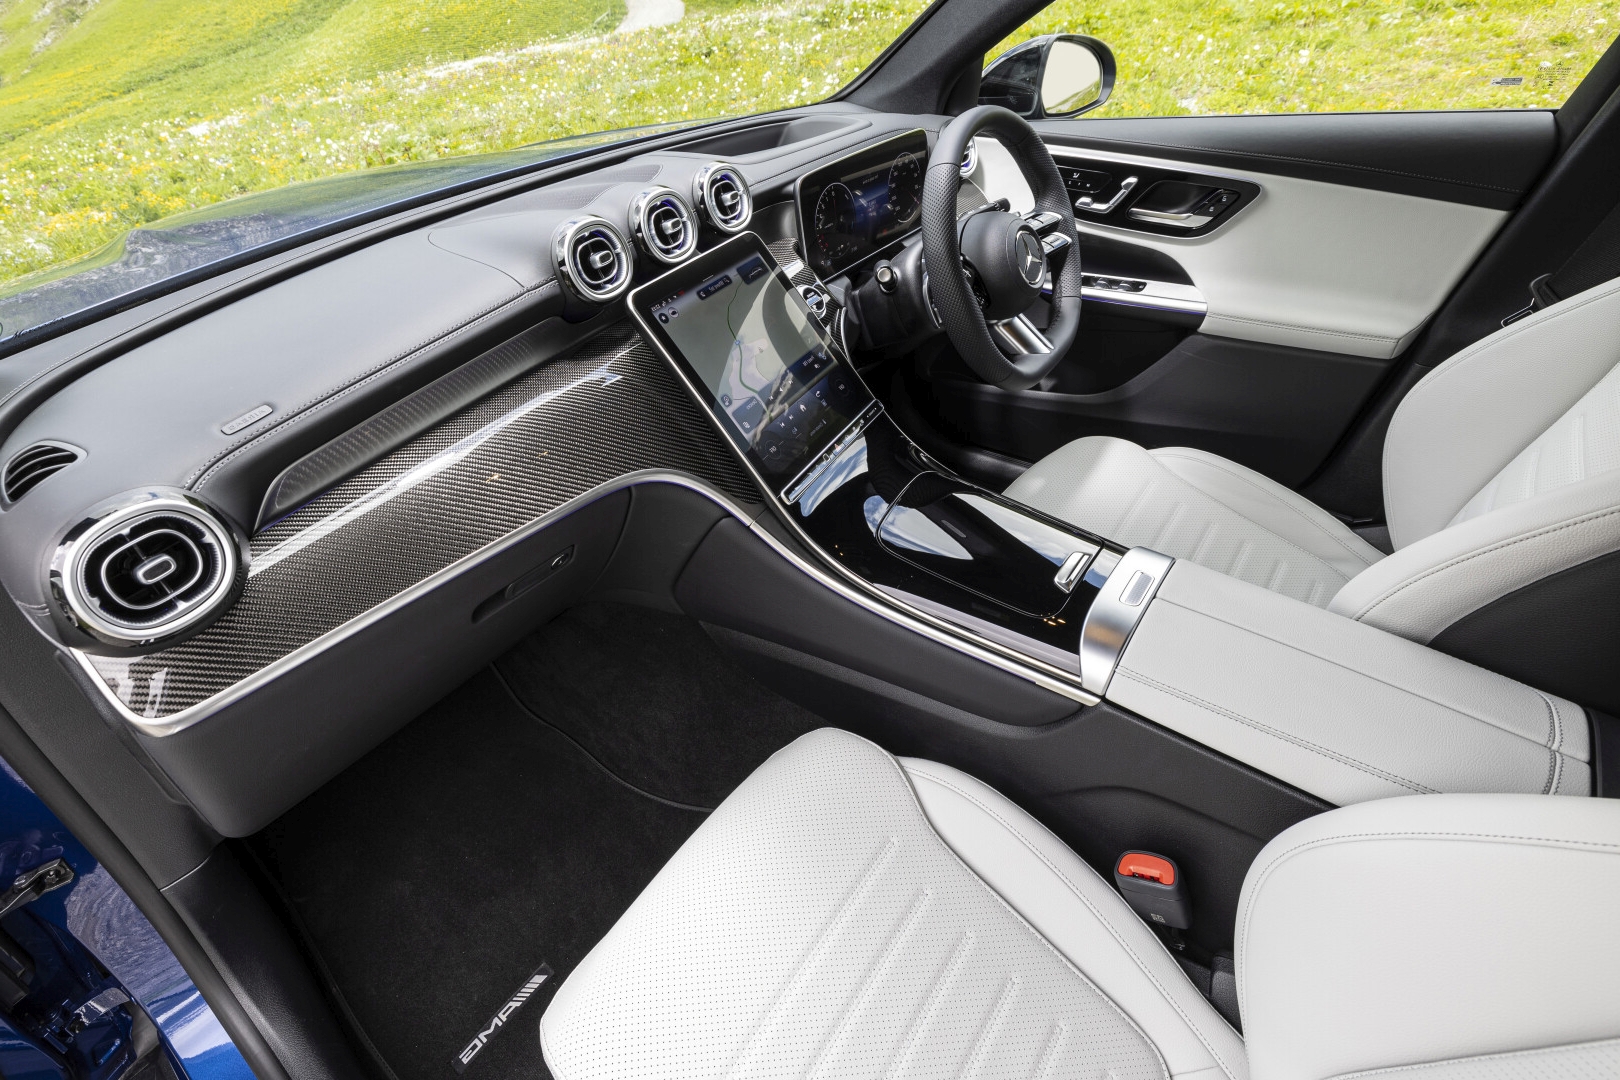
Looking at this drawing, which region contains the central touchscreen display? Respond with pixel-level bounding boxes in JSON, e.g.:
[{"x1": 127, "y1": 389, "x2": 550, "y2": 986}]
[{"x1": 630, "y1": 233, "x2": 874, "y2": 492}]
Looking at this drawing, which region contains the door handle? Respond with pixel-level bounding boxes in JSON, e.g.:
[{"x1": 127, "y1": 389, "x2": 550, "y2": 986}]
[
  {"x1": 1127, "y1": 206, "x2": 1215, "y2": 229},
  {"x1": 1075, "y1": 176, "x2": 1138, "y2": 214}
]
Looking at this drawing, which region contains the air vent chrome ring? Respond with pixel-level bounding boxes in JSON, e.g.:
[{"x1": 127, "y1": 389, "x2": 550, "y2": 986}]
[
  {"x1": 552, "y1": 216, "x2": 634, "y2": 303},
  {"x1": 50, "y1": 491, "x2": 243, "y2": 649},
  {"x1": 693, "y1": 162, "x2": 753, "y2": 234},
  {"x1": 627, "y1": 186, "x2": 698, "y2": 265}
]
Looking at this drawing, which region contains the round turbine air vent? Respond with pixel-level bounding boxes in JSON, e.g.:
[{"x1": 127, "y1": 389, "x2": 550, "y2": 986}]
[
  {"x1": 627, "y1": 187, "x2": 698, "y2": 265},
  {"x1": 50, "y1": 492, "x2": 242, "y2": 648},
  {"x1": 960, "y1": 137, "x2": 979, "y2": 179},
  {"x1": 552, "y1": 216, "x2": 634, "y2": 303},
  {"x1": 3, "y1": 441, "x2": 82, "y2": 503},
  {"x1": 693, "y1": 163, "x2": 752, "y2": 234}
]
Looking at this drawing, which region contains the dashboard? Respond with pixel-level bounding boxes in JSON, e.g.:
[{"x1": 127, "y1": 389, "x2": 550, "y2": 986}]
[
  {"x1": 795, "y1": 128, "x2": 928, "y2": 279},
  {"x1": 0, "y1": 107, "x2": 1026, "y2": 839}
]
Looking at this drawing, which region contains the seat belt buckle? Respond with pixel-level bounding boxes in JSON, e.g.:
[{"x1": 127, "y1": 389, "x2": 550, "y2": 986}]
[{"x1": 1114, "y1": 851, "x2": 1190, "y2": 931}]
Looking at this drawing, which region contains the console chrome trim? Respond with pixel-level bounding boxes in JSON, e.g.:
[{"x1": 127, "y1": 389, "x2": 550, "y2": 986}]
[{"x1": 1078, "y1": 547, "x2": 1173, "y2": 696}]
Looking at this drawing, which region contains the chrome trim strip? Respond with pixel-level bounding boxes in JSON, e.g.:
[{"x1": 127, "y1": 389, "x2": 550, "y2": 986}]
[
  {"x1": 1078, "y1": 547, "x2": 1173, "y2": 696},
  {"x1": 1081, "y1": 279, "x2": 1207, "y2": 317},
  {"x1": 73, "y1": 466, "x2": 1095, "y2": 737}
]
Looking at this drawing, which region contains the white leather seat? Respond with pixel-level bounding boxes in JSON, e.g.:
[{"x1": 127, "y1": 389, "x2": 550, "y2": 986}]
[
  {"x1": 541, "y1": 729, "x2": 1620, "y2": 1080},
  {"x1": 1006, "y1": 276, "x2": 1620, "y2": 643}
]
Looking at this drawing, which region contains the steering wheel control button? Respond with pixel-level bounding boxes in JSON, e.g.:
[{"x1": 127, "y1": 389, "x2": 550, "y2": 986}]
[{"x1": 1114, "y1": 851, "x2": 1190, "y2": 930}]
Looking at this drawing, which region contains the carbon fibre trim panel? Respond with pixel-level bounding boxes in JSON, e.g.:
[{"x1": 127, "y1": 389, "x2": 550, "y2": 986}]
[{"x1": 81, "y1": 326, "x2": 757, "y2": 724}]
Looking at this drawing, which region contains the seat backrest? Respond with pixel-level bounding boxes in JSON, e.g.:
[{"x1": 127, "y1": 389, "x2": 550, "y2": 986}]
[
  {"x1": 1382, "y1": 277, "x2": 1620, "y2": 549},
  {"x1": 1237, "y1": 793, "x2": 1620, "y2": 1080},
  {"x1": 1329, "y1": 279, "x2": 1620, "y2": 714}
]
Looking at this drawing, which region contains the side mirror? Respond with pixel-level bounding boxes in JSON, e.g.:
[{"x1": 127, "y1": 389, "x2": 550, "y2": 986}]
[{"x1": 979, "y1": 34, "x2": 1116, "y2": 119}]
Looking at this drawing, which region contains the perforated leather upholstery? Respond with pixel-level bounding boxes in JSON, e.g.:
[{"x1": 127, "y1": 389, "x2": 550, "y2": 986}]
[
  {"x1": 1009, "y1": 276, "x2": 1620, "y2": 641},
  {"x1": 1005, "y1": 436, "x2": 1382, "y2": 607},
  {"x1": 541, "y1": 730, "x2": 1620, "y2": 1080},
  {"x1": 541, "y1": 729, "x2": 1241, "y2": 1080}
]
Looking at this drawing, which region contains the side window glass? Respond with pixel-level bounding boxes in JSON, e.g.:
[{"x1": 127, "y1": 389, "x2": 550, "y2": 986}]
[{"x1": 989, "y1": 2, "x2": 1617, "y2": 116}]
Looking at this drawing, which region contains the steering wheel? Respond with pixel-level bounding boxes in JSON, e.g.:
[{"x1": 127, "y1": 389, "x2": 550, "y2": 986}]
[{"x1": 923, "y1": 106, "x2": 1081, "y2": 390}]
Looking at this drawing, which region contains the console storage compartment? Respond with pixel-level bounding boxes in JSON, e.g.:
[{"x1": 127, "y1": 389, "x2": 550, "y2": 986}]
[{"x1": 1109, "y1": 559, "x2": 1592, "y2": 805}]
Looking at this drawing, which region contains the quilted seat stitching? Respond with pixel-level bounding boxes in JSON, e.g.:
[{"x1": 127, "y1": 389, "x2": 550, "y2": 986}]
[
  {"x1": 1040, "y1": 441, "x2": 1357, "y2": 595},
  {"x1": 872, "y1": 748, "x2": 1174, "y2": 1080},
  {"x1": 903, "y1": 765, "x2": 1240, "y2": 1080},
  {"x1": 1151, "y1": 449, "x2": 1382, "y2": 568},
  {"x1": 1348, "y1": 503, "x2": 1620, "y2": 623}
]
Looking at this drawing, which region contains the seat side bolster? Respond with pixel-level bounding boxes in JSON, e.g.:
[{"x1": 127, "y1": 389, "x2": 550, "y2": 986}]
[
  {"x1": 1382, "y1": 277, "x2": 1620, "y2": 548},
  {"x1": 1330, "y1": 469, "x2": 1620, "y2": 644},
  {"x1": 899, "y1": 758, "x2": 1247, "y2": 1080},
  {"x1": 1237, "y1": 794, "x2": 1620, "y2": 1080},
  {"x1": 1148, "y1": 447, "x2": 1384, "y2": 579}
]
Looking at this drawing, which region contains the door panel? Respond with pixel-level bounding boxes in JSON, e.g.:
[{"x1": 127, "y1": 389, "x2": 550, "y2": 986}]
[
  {"x1": 942, "y1": 110, "x2": 1550, "y2": 496},
  {"x1": 1036, "y1": 110, "x2": 1556, "y2": 209},
  {"x1": 976, "y1": 136, "x2": 1510, "y2": 359},
  {"x1": 928, "y1": 330, "x2": 1389, "y2": 488}
]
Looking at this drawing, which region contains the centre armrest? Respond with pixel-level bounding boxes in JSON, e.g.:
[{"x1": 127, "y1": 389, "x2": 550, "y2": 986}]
[{"x1": 1108, "y1": 559, "x2": 1591, "y2": 805}]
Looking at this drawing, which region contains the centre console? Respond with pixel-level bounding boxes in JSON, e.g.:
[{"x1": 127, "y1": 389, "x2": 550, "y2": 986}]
[
  {"x1": 630, "y1": 231, "x2": 1596, "y2": 812},
  {"x1": 630, "y1": 231, "x2": 1162, "y2": 699}
]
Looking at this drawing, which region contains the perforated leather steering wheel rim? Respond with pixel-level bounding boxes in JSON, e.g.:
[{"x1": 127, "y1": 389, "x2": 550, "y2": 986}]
[{"x1": 923, "y1": 106, "x2": 1082, "y2": 391}]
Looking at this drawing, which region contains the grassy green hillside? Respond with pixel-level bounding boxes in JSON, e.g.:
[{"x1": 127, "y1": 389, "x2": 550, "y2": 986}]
[
  {"x1": 995, "y1": 0, "x2": 1614, "y2": 116},
  {"x1": 0, "y1": 0, "x2": 1614, "y2": 291}
]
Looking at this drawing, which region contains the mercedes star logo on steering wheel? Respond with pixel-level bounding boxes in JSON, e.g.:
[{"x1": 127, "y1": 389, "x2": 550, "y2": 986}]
[{"x1": 1016, "y1": 230, "x2": 1045, "y2": 287}]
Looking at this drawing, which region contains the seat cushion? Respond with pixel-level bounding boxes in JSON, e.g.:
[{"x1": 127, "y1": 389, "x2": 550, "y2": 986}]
[
  {"x1": 1005, "y1": 437, "x2": 1383, "y2": 607},
  {"x1": 540, "y1": 728, "x2": 1244, "y2": 1080}
]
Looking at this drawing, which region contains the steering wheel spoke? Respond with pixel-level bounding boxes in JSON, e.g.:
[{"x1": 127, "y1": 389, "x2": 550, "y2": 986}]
[{"x1": 922, "y1": 106, "x2": 1083, "y2": 391}]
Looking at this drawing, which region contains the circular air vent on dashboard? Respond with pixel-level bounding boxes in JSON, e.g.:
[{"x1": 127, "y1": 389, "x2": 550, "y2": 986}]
[
  {"x1": 960, "y1": 137, "x2": 979, "y2": 179},
  {"x1": 692, "y1": 163, "x2": 752, "y2": 234},
  {"x1": 552, "y1": 216, "x2": 634, "y2": 303},
  {"x1": 627, "y1": 187, "x2": 698, "y2": 265},
  {"x1": 50, "y1": 492, "x2": 243, "y2": 648}
]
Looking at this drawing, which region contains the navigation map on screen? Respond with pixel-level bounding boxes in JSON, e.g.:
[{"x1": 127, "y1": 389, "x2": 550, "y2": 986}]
[{"x1": 648, "y1": 251, "x2": 864, "y2": 479}]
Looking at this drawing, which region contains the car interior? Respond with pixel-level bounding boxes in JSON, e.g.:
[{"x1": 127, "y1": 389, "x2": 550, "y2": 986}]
[{"x1": 0, "y1": 0, "x2": 1618, "y2": 1077}]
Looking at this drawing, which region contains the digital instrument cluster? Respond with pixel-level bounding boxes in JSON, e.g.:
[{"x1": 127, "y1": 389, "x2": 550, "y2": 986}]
[{"x1": 795, "y1": 129, "x2": 929, "y2": 280}]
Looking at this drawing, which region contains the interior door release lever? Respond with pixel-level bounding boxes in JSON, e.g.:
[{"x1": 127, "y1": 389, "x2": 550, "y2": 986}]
[{"x1": 1076, "y1": 176, "x2": 1138, "y2": 214}]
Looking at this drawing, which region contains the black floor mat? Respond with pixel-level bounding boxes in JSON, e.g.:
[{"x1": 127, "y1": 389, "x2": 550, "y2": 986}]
[
  {"x1": 252, "y1": 603, "x2": 824, "y2": 1080},
  {"x1": 495, "y1": 602, "x2": 823, "y2": 808},
  {"x1": 253, "y1": 669, "x2": 706, "y2": 1080}
]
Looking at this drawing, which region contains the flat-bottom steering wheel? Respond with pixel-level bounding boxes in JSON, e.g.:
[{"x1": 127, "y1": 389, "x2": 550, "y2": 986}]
[{"x1": 923, "y1": 106, "x2": 1082, "y2": 390}]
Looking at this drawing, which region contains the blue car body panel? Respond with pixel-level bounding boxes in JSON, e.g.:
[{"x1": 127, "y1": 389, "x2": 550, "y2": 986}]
[{"x1": 0, "y1": 756, "x2": 252, "y2": 1080}]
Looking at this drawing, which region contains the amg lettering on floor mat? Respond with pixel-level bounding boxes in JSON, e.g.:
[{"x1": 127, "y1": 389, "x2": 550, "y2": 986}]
[{"x1": 453, "y1": 964, "x2": 553, "y2": 1074}]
